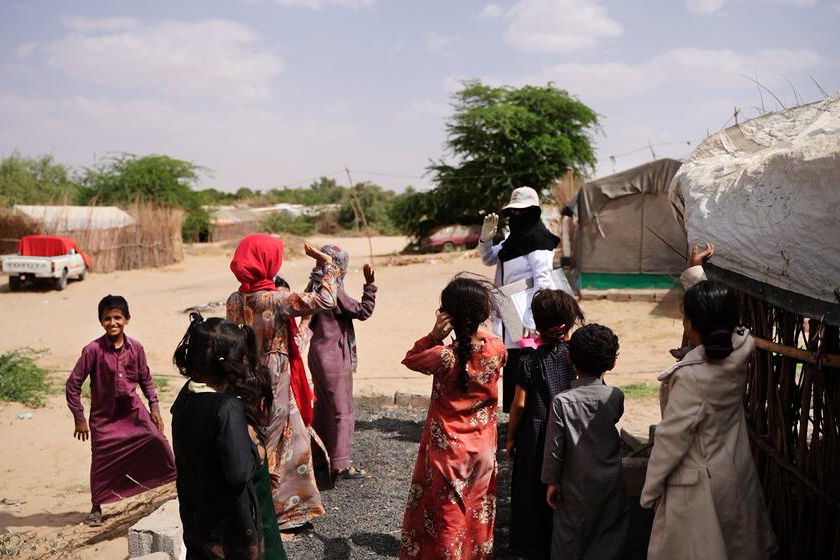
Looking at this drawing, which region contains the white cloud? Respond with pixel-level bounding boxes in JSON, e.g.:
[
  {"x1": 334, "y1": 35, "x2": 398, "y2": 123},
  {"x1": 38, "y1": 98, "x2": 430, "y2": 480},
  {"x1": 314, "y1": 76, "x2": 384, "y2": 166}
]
[
  {"x1": 275, "y1": 0, "x2": 374, "y2": 9},
  {"x1": 15, "y1": 42, "x2": 38, "y2": 59},
  {"x1": 59, "y1": 15, "x2": 139, "y2": 32},
  {"x1": 685, "y1": 0, "x2": 726, "y2": 15},
  {"x1": 426, "y1": 32, "x2": 457, "y2": 54},
  {"x1": 524, "y1": 48, "x2": 828, "y2": 100},
  {"x1": 478, "y1": 3, "x2": 505, "y2": 19},
  {"x1": 43, "y1": 18, "x2": 282, "y2": 104},
  {"x1": 501, "y1": 0, "x2": 623, "y2": 53}
]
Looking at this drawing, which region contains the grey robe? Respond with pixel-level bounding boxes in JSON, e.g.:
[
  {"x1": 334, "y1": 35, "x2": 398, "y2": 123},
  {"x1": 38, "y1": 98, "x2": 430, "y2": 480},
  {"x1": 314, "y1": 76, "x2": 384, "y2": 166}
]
[{"x1": 541, "y1": 377, "x2": 629, "y2": 560}]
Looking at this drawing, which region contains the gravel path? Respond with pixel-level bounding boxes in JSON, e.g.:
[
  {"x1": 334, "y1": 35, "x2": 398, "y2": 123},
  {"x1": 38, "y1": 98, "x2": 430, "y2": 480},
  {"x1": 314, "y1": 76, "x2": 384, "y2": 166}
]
[{"x1": 285, "y1": 402, "x2": 651, "y2": 560}]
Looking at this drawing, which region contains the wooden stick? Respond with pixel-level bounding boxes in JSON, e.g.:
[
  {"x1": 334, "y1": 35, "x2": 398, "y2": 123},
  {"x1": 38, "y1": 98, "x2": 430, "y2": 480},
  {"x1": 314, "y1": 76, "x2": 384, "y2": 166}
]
[
  {"x1": 752, "y1": 335, "x2": 840, "y2": 369},
  {"x1": 345, "y1": 167, "x2": 375, "y2": 265}
]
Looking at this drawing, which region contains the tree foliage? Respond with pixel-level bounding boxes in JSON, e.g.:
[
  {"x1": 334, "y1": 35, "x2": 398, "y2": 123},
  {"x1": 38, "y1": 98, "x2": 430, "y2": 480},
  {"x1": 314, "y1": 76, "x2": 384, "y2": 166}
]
[
  {"x1": 78, "y1": 154, "x2": 209, "y2": 240},
  {"x1": 399, "y1": 81, "x2": 599, "y2": 236},
  {"x1": 0, "y1": 152, "x2": 80, "y2": 206}
]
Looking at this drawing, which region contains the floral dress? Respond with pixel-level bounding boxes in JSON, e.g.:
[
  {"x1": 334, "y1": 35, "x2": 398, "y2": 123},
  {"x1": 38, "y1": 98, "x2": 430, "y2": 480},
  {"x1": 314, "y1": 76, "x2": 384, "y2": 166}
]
[
  {"x1": 399, "y1": 331, "x2": 507, "y2": 559},
  {"x1": 226, "y1": 263, "x2": 339, "y2": 530}
]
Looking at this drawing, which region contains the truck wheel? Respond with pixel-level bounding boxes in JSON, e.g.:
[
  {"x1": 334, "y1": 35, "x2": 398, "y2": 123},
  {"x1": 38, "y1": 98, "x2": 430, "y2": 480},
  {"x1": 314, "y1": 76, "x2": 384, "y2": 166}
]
[
  {"x1": 78, "y1": 268, "x2": 87, "y2": 281},
  {"x1": 442, "y1": 242, "x2": 456, "y2": 252},
  {"x1": 55, "y1": 269, "x2": 68, "y2": 291},
  {"x1": 9, "y1": 275, "x2": 21, "y2": 291}
]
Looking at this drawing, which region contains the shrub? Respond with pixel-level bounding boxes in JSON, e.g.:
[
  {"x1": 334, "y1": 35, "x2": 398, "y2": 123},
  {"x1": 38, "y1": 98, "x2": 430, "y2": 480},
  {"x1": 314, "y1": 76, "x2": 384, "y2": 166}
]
[
  {"x1": 262, "y1": 212, "x2": 316, "y2": 236},
  {"x1": 0, "y1": 349, "x2": 51, "y2": 407}
]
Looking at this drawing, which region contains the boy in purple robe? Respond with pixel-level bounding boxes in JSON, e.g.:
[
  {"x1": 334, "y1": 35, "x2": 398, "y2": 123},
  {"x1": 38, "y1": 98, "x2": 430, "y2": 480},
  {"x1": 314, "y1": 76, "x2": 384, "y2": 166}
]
[{"x1": 66, "y1": 295, "x2": 177, "y2": 526}]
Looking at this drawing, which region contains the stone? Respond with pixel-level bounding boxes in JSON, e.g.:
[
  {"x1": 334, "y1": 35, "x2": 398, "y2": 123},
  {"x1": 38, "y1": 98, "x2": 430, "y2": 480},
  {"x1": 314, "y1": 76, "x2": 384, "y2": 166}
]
[
  {"x1": 393, "y1": 391, "x2": 430, "y2": 408},
  {"x1": 128, "y1": 498, "x2": 184, "y2": 560}
]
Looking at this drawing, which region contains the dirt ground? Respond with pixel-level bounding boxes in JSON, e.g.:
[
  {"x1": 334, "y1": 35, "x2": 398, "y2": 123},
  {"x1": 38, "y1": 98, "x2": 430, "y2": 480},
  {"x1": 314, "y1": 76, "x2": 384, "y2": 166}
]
[{"x1": 0, "y1": 236, "x2": 680, "y2": 558}]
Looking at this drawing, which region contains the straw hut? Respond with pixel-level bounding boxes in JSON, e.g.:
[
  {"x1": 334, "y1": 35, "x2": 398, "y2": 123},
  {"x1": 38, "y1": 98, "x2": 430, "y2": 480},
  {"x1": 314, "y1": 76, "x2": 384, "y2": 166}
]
[
  {"x1": 10, "y1": 204, "x2": 183, "y2": 273},
  {"x1": 207, "y1": 206, "x2": 262, "y2": 242},
  {"x1": 670, "y1": 94, "x2": 840, "y2": 558}
]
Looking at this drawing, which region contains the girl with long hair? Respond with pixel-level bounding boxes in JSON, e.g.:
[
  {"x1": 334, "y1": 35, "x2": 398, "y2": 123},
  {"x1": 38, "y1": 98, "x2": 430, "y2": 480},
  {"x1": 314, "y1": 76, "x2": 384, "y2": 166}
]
[{"x1": 399, "y1": 275, "x2": 507, "y2": 559}]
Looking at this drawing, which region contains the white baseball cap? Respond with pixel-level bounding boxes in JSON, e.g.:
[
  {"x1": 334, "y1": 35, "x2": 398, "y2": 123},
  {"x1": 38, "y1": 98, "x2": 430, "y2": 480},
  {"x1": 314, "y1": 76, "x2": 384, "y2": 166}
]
[{"x1": 502, "y1": 186, "x2": 540, "y2": 210}]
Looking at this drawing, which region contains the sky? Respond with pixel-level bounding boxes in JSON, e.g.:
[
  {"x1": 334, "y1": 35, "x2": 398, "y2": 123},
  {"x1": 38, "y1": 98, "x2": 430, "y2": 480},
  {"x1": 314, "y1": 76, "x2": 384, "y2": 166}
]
[{"x1": 0, "y1": 0, "x2": 837, "y2": 192}]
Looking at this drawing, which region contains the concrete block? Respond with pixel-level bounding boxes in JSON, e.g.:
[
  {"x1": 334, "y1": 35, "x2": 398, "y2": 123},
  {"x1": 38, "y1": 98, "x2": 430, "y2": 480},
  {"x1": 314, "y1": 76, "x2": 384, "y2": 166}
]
[
  {"x1": 394, "y1": 391, "x2": 430, "y2": 408},
  {"x1": 128, "y1": 498, "x2": 183, "y2": 560},
  {"x1": 134, "y1": 554, "x2": 172, "y2": 560},
  {"x1": 622, "y1": 457, "x2": 649, "y2": 498}
]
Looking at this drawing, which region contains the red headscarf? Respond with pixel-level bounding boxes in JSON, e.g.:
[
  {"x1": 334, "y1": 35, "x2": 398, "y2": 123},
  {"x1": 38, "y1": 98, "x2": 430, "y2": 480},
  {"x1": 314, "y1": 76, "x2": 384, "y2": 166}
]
[{"x1": 230, "y1": 234, "x2": 314, "y2": 426}]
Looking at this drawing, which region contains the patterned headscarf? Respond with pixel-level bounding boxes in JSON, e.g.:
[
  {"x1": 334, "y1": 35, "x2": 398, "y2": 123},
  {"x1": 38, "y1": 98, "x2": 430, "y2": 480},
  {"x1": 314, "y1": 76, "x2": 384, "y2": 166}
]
[{"x1": 308, "y1": 244, "x2": 349, "y2": 291}]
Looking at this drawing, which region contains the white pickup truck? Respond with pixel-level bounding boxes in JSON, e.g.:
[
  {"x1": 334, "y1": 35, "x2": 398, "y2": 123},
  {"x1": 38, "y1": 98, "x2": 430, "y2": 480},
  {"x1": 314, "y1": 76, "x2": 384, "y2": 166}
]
[{"x1": 1, "y1": 235, "x2": 89, "y2": 291}]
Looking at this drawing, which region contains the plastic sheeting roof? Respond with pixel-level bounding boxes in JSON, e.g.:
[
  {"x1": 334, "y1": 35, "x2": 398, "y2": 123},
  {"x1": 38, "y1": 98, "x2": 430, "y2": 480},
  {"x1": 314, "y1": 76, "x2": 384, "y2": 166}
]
[
  {"x1": 670, "y1": 94, "x2": 840, "y2": 310},
  {"x1": 13, "y1": 205, "x2": 135, "y2": 231},
  {"x1": 565, "y1": 158, "x2": 683, "y2": 224}
]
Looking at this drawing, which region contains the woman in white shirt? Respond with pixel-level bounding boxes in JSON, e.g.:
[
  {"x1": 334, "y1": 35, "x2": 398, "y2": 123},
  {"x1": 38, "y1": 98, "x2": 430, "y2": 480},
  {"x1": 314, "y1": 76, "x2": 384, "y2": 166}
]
[{"x1": 478, "y1": 186, "x2": 559, "y2": 411}]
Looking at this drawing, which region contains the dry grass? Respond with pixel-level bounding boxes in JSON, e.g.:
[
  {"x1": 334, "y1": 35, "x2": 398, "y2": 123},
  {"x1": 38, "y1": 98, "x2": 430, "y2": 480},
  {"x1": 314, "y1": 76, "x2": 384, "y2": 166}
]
[{"x1": 0, "y1": 209, "x2": 42, "y2": 254}]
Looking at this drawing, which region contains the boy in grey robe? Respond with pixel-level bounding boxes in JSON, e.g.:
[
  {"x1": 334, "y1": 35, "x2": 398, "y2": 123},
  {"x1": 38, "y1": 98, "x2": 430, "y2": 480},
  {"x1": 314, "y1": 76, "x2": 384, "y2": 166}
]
[{"x1": 541, "y1": 323, "x2": 629, "y2": 560}]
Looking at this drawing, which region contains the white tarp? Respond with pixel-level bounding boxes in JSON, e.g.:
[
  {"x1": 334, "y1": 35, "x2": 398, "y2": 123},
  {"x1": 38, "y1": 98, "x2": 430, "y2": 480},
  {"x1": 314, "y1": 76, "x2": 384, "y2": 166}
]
[
  {"x1": 670, "y1": 95, "x2": 840, "y2": 304},
  {"x1": 13, "y1": 205, "x2": 135, "y2": 231}
]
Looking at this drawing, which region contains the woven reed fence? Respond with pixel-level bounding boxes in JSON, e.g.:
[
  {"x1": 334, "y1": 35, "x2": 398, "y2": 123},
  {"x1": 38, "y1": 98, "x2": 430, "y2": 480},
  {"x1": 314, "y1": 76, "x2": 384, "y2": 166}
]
[
  {"x1": 0, "y1": 204, "x2": 184, "y2": 273},
  {"x1": 741, "y1": 294, "x2": 840, "y2": 559}
]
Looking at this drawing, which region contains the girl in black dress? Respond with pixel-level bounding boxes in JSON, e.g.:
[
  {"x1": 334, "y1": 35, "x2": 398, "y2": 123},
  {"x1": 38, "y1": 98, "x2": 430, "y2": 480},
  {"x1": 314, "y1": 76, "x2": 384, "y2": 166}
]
[
  {"x1": 171, "y1": 313, "x2": 279, "y2": 560},
  {"x1": 506, "y1": 290, "x2": 584, "y2": 559}
]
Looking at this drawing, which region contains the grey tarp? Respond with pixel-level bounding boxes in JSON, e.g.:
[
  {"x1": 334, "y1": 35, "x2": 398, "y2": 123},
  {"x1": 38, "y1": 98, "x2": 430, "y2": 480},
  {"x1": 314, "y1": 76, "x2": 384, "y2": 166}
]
[{"x1": 564, "y1": 158, "x2": 685, "y2": 275}]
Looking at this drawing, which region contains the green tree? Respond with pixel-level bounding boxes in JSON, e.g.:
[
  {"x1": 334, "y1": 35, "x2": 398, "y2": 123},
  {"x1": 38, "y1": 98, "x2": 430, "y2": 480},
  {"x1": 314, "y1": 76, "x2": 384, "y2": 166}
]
[
  {"x1": 402, "y1": 81, "x2": 599, "y2": 236},
  {"x1": 78, "y1": 154, "x2": 208, "y2": 240},
  {"x1": 0, "y1": 152, "x2": 80, "y2": 206}
]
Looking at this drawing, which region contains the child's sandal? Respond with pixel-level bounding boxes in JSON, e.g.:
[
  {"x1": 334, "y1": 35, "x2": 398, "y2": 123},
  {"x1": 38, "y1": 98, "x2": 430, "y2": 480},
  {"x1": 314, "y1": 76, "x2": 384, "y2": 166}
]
[
  {"x1": 334, "y1": 466, "x2": 369, "y2": 480},
  {"x1": 84, "y1": 511, "x2": 103, "y2": 527}
]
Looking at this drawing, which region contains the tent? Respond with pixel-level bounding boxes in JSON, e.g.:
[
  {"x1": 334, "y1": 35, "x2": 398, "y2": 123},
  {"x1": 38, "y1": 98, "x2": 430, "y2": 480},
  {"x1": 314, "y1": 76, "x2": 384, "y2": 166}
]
[
  {"x1": 206, "y1": 206, "x2": 261, "y2": 242},
  {"x1": 563, "y1": 158, "x2": 685, "y2": 289}
]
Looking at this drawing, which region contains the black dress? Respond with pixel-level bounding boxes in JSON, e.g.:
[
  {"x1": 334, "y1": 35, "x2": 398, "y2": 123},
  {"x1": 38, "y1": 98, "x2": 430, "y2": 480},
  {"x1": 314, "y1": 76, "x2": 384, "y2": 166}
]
[
  {"x1": 509, "y1": 342, "x2": 574, "y2": 557},
  {"x1": 171, "y1": 383, "x2": 264, "y2": 560}
]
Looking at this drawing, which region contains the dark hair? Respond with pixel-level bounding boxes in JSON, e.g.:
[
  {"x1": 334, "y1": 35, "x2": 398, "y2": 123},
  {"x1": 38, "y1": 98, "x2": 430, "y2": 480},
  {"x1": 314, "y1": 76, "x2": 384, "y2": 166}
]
[
  {"x1": 683, "y1": 280, "x2": 740, "y2": 361},
  {"x1": 568, "y1": 323, "x2": 619, "y2": 376},
  {"x1": 274, "y1": 275, "x2": 290, "y2": 289},
  {"x1": 98, "y1": 294, "x2": 130, "y2": 320},
  {"x1": 173, "y1": 313, "x2": 273, "y2": 432},
  {"x1": 440, "y1": 275, "x2": 497, "y2": 393},
  {"x1": 532, "y1": 289, "x2": 584, "y2": 342}
]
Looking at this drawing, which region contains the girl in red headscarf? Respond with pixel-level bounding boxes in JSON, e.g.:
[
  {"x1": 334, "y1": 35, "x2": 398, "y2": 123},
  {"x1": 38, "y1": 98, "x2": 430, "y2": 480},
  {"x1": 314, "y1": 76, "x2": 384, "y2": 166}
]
[{"x1": 226, "y1": 234, "x2": 339, "y2": 532}]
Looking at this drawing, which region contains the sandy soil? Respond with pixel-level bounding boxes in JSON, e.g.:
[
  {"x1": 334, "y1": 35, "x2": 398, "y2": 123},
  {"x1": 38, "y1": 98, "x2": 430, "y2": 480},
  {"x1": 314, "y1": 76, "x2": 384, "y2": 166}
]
[{"x1": 0, "y1": 235, "x2": 680, "y2": 558}]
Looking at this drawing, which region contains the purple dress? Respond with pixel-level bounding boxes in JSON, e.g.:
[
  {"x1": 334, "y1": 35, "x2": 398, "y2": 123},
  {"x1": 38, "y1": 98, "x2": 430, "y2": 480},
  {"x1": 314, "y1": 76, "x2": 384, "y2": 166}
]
[
  {"x1": 307, "y1": 284, "x2": 376, "y2": 471},
  {"x1": 66, "y1": 335, "x2": 177, "y2": 505}
]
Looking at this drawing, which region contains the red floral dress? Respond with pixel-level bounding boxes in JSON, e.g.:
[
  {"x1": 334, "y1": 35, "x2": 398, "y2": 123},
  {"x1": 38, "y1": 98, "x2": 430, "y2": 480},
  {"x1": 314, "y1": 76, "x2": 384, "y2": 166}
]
[{"x1": 399, "y1": 331, "x2": 507, "y2": 560}]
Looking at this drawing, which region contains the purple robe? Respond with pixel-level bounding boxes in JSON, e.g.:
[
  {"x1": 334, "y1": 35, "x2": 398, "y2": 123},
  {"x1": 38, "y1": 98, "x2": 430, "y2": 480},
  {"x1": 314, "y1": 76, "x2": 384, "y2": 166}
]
[
  {"x1": 308, "y1": 284, "x2": 376, "y2": 471},
  {"x1": 66, "y1": 335, "x2": 177, "y2": 505}
]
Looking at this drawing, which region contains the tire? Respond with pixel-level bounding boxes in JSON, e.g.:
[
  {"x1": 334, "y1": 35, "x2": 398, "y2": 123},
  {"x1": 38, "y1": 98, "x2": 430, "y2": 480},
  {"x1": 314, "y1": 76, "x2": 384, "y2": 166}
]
[
  {"x1": 9, "y1": 275, "x2": 21, "y2": 291},
  {"x1": 78, "y1": 268, "x2": 87, "y2": 281},
  {"x1": 442, "y1": 241, "x2": 456, "y2": 252},
  {"x1": 55, "y1": 269, "x2": 68, "y2": 291}
]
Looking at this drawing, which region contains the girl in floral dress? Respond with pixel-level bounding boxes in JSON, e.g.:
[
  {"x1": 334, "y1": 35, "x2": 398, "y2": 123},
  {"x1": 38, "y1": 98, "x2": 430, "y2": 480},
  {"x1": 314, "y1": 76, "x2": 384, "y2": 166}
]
[
  {"x1": 226, "y1": 234, "x2": 339, "y2": 531},
  {"x1": 400, "y1": 275, "x2": 507, "y2": 559}
]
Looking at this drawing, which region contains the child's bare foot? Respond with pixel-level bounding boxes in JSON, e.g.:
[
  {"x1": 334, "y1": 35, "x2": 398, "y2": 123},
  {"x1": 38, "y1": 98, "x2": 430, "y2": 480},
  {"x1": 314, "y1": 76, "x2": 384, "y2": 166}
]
[{"x1": 84, "y1": 506, "x2": 103, "y2": 527}]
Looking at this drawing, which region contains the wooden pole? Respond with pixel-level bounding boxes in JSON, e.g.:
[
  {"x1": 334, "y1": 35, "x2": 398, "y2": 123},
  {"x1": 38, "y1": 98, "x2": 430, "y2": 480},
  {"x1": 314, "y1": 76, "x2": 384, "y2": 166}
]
[
  {"x1": 752, "y1": 335, "x2": 840, "y2": 369},
  {"x1": 344, "y1": 167, "x2": 375, "y2": 265}
]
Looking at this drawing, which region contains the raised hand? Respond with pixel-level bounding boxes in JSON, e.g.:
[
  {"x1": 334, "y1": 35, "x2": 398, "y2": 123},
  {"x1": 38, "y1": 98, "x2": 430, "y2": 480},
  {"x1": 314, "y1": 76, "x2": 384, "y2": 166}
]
[
  {"x1": 687, "y1": 242, "x2": 714, "y2": 268},
  {"x1": 363, "y1": 264, "x2": 375, "y2": 284},
  {"x1": 305, "y1": 243, "x2": 333, "y2": 265},
  {"x1": 431, "y1": 311, "x2": 453, "y2": 341},
  {"x1": 480, "y1": 213, "x2": 499, "y2": 243}
]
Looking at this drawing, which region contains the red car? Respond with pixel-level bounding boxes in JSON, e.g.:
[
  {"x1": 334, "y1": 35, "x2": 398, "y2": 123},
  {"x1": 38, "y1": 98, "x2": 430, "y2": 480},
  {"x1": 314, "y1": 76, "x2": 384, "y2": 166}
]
[{"x1": 420, "y1": 224, "x2": 481, "y2": 252}]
